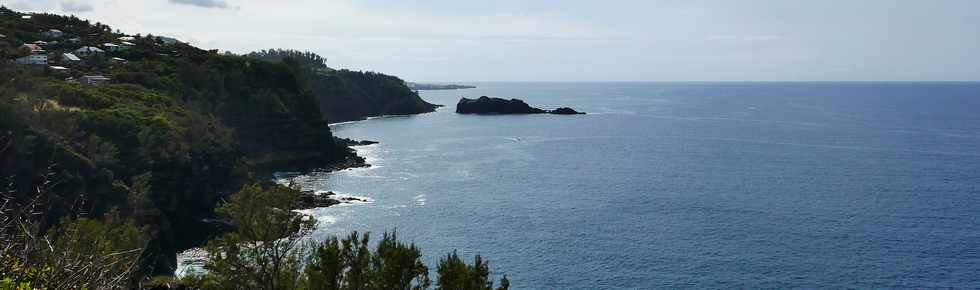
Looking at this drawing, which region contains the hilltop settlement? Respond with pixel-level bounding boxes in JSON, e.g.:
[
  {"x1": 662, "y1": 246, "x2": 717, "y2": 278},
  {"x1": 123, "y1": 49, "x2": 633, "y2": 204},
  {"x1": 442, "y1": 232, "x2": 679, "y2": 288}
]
[{"x1": 0, "y1": 7, "x2": 440, "y2": 279}]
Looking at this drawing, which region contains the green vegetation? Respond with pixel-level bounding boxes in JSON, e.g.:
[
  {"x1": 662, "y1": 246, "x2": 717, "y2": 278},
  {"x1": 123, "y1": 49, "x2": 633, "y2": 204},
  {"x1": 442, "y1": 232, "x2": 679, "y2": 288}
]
[
  {"x1": 247, "y1": 49, "x2": 331, "y2": 72},
  {"x1": 309, "y1": 69, "x2": 439, "y2": 123},
  {"x1": 1, "y1": 7, "x2": 506, "y2": 289},
  {"x1": 1, "y1": 175, "x2": 147, "y2": 290},
  {"x1": 246, "y1": 49, "x2": 439, "y2": 123},
  {"x1": 0, "y1": 9, "x2": 357, "y2": 276},
  {"x1": 3, "y1": 181, "x2": 511, "y2": 289},
  {"x1": 183, "y1": 184, "x2": 509, "y2": 290}
]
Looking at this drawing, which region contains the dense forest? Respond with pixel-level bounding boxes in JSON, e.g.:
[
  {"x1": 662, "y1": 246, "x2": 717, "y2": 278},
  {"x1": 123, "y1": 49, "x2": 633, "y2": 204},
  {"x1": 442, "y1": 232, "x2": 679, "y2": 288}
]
[{"x1": 0, "y1": 7, "x2": 496, "y2": 288}]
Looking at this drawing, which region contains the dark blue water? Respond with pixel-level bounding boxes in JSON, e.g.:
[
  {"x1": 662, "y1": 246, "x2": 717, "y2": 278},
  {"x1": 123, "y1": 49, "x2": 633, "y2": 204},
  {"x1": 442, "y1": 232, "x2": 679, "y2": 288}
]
[{"x1": 288, "y1": 82, "x2": 980, "y2": 289}]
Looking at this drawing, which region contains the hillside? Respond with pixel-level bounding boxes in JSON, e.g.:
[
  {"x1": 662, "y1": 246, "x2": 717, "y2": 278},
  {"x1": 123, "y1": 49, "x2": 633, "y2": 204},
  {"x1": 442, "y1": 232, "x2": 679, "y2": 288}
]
[
  {"x1": 247, "y1": 49, "x2": 439, "y2": 123},
  {"x1": 0, "y1": 7, "x2": 429, "y2": 275}
]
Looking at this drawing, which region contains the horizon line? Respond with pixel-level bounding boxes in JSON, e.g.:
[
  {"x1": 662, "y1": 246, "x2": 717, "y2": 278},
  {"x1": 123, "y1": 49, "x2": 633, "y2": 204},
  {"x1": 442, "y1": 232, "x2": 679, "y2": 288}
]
[{"x1": 410, "y1": 80, "x2": 980, "y2": 83}]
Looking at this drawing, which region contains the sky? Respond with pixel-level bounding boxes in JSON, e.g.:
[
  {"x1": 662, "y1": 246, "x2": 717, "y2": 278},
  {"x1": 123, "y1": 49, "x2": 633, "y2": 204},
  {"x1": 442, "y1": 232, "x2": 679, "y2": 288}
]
[{"x1": 5, "y1": 0, "x2": 980, "y2": 81}]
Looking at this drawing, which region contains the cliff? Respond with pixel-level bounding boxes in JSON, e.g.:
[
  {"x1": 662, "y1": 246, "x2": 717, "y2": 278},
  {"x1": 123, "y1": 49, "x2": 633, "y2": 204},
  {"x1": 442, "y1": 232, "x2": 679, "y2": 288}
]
[
  {"x1": 244, "y1": 49, "x2": 439, "y2": 123},
  {"x1": 0, "y1": 11, "x2": 395, "y2": 275},
  {"x1": 312, "y1": 70, "x2": 439, "y2": 123}
]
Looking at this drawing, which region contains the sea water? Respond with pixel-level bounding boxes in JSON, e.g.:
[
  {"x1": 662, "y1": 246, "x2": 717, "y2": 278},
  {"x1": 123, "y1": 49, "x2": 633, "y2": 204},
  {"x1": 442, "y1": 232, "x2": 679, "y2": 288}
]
[{"x1": 284, "y1": 82, "x2": 980, "y2": 289}]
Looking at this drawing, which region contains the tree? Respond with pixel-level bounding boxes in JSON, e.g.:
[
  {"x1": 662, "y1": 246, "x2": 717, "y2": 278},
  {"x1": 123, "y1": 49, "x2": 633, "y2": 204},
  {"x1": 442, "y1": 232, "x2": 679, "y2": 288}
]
[
  {"x1": 303, "y1": 231, "x2": 430, "y2": 290},
  {"x1": 1, "y1": 179, "x2": 147, "y2": 290},
  {"x1": 436, "y1": 251, "x2": 508, "y2": 290},
  {"x1": 373, "y1": 231, "x2": 430, "y2": 290},
  {"x1": 199, "y1": 183, "x2": 316, "y2": 290}
]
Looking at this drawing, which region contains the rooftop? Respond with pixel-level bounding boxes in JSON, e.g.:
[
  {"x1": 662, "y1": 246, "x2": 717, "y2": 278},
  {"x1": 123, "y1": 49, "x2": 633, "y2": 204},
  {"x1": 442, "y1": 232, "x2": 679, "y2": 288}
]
[
  {"x1": 76, "y1": 46, "x2": 105, "y2": 53},
  {"x1": 22, "y1": 43, "x2": 44, "y2": 52},
  {"x1": 62, "y1": 53, "x2": 81, "y2": 62}
]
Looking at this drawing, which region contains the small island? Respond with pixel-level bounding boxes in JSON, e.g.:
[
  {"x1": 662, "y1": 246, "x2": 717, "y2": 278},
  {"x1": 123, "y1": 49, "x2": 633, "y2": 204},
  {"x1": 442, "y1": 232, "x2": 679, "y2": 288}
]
[
  {"x1": 407, "y1": 82, "x2": 477, "y2": 90},
  {"x1": 456, "y1": 96, "x2": 585, "y2": 115}
]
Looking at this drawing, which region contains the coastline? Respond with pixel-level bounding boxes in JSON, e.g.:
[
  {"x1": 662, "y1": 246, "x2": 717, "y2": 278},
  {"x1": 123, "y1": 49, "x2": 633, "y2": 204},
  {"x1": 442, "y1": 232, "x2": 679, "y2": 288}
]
[
  {"x1": 327, "y1": 107, "x2": 445, "y2": 127},
  {"x1": 178, "y1": 142, "x2": 380, "y2": 278},
  {"x1": 274, "y1": 141, "x2": 379, "y2": 209}
]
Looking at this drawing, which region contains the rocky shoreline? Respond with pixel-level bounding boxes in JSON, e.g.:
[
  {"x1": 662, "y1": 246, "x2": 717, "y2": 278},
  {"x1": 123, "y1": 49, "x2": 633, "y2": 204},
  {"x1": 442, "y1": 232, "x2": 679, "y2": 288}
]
[
  {"x1": 288, "y1": 138, "x2": 378, "y2": 210},
  {"x1": 295, "y1": 190, "x2": 371, "y2": 210}
]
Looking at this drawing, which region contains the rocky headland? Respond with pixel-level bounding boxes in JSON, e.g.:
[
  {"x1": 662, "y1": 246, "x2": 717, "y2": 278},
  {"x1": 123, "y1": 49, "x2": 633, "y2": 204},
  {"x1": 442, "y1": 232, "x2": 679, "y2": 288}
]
[{"x1": 456, "y1": 96, "x2": 585, "y2": 115}]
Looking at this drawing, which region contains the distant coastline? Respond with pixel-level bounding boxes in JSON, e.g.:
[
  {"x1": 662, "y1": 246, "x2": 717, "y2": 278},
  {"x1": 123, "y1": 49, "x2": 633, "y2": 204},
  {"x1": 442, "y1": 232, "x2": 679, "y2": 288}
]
[{"x1": 407, "y1": 82, "x2": 477, "y2": 90}]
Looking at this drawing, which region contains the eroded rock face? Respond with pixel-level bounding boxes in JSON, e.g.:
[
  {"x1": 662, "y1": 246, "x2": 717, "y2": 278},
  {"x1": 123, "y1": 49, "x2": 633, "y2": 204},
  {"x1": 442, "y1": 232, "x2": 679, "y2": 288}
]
[{"x1": 456, "y1": 96, "x2": 585, "y2": 115}]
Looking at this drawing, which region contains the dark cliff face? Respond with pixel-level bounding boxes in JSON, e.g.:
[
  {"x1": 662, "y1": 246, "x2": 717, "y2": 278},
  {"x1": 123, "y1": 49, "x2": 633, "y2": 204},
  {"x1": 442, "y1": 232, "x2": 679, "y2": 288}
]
[
  {"x1": 456, "y1": 96, "x2": 547, "y2": 114},
  {"x1": 313, "y1": 70, "x2": 439, "y2": 123}
]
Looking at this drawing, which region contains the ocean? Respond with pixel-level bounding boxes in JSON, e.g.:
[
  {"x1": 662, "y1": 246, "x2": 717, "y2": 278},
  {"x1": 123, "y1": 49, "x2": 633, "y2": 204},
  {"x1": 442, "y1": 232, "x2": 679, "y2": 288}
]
[{"x1": 284, "y1": 82, "x2": 980, "y2": 289}]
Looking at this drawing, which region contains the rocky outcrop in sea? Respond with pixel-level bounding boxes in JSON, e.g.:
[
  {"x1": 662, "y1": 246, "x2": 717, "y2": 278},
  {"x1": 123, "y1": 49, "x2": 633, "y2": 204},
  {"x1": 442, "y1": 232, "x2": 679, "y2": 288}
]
[{"x1": 455, "y1": 96, "x2": 585, "y2": 115}]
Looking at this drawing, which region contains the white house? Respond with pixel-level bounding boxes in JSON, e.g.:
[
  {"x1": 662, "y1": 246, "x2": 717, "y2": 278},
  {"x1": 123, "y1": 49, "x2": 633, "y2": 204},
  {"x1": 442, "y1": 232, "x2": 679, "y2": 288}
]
[
  {"x1": 118, "y1": 36, "x2": 135, "y2": 42},
  {"x1": 14, "y1": 54, "x2": 47, "y2": 65},
  {"x1": 79, "y1": 75, "x2": 110, "y2": 85},
  {"x1": 110, "y1": 57, "x2": 128, "y2": 64},
  {"x1": 62, "y1": 53, "x2": 81, "y2": 63},
  {"x1": 74, "y1": 46, "x2": 104, "y2": 56},
  {"x1": 102, "y1": 43, "x2": 121, "y2": 52},
  {"x1": 41, "y1": 29, "x2": 64, "y2": 39}
]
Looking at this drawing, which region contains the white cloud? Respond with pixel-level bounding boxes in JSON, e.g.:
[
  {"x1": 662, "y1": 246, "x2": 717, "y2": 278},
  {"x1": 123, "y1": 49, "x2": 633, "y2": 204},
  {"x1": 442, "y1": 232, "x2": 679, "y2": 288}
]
[
  {"x1": 8, "y1": 0, "x2": 59, "y2": 11},
  {"x1": 168, "y1": 0, "x2": 230, "y2": 9},
  {"x1": 61, "y1": 0, "x2": 94, "y2": 12},
  {"x1": 6, "y1": 0, "x2": 975, "y2": 81}
]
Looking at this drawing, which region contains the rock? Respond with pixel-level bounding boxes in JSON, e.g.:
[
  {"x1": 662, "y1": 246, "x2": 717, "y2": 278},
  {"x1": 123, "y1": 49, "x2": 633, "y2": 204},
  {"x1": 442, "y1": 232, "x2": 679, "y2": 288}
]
[
  {"x1": 339, "y1": 138, "x2": 379, "y2": 146},
  {"x1": 456, "y1": 96, "x2": 547, "y2": 114},
  {"x1": 550, "y1": 107, "x2": 585, "y2": 115},
  {"x1": 293, "y1": 191, "x2": 371, "y2": 210},
  {"x1": 456, "y1": 96, "x2": 584, "y2": 115},
  {"x1": 340, "y1": 196, "x2": 369, "y2": 203},
  {"x1": 295, "y1": 192, "x2": 341, "y2": 210}
]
